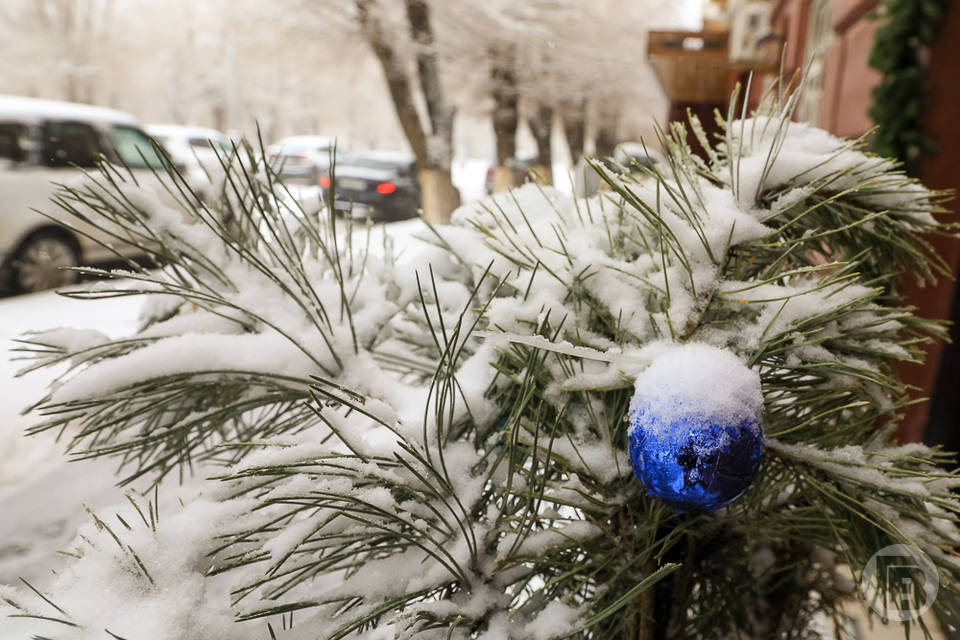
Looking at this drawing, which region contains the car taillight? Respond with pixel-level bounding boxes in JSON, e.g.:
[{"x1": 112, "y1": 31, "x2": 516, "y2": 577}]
[
  {"x1": 319, "y1": 176, "x2": 331, "y2": 187},
  {"x1": 376, "y1": 181, "x2": 397, "y2": 194}
]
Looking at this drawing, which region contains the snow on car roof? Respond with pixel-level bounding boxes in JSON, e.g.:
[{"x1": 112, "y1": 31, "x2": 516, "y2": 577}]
[
  {"x1": 349, "y1": 150, "x2": 416, "y2": 163},
  {"x1": 269, "y1": 135, "x2": 335, "y2": 152},
  {"x1": 146, "y1": 123, "x2": 227, "y2": 141},
  {"x1": 0, "y1": 95, "x2": 140, "y2": 126}
]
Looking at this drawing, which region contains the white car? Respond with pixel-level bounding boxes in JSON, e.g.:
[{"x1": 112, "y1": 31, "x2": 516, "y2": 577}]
[
  {"x1": 0, "y1": 96, "x2": 177, "y2": 293},
  {"x1": 145, "y1": 123, "x2": 231, "y2": 200},
  {"x1": 266, "y1": 135, "x2": 337, "y2": 185}
]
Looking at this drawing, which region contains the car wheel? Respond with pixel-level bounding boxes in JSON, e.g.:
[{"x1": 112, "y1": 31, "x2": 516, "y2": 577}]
[{"x1": 11, "y1": 231, "x2": 81, "y2": 293}]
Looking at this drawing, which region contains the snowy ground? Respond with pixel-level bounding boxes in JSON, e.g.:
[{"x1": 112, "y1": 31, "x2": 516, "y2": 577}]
[{"x1": 0, "y1": 289, "x2": 143, "y2": 585}]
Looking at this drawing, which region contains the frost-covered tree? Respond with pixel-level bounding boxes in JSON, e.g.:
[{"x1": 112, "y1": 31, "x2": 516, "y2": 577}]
[
  {"x1": 3, "y1": 86, "x2": 960, "y2": 639},
  {"x1": 0, "y1": 0, "x2": 117, "y2": 103},
  {"x1": 351, "y1": 0, "x2": 462, "y2": 224}
]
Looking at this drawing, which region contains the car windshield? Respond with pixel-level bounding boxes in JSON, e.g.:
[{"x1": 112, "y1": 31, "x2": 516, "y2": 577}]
[{"x1": 111, "y1": 125, "x2": 164, "y2": 169}]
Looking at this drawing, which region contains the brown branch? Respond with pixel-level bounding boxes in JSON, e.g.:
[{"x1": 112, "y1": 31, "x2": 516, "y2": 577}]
[
  {"x1": 355, "y1": 0, "x2": 428, "y2": 165},
  {"x1": 528, "y1": 102, "x2": 553, "y2": 167},
  {"x1": 562, "y1": 97, "x2": 586, "y2": 166},
  {"x1": 491, "y1": 45, "x2": 519, "y2": 167},
  {"x1": 404, "y1": 0, "x2": 453, "y2": 168}
]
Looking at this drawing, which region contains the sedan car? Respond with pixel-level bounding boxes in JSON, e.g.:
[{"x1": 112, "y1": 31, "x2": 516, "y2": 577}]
[
  {"x1": 267, "y1": 135, "x2": 337, "y2": 185},
  {"x1": 146, "y1": 123, "x2": 231, "y2": 200},
  {"x1": 326, "y1": 151, "x2": 420, "y2": 222}
]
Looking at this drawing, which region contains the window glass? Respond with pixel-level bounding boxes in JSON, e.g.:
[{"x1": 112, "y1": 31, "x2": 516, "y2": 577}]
[
  {"x1": 186, "y1": 136, "x2": 231, "y2": 157},
  {"x1": 625, "y1": 154, "x2": 657, "y2": 170},
  {"x1": 110, "y1": 125, "x2": 164, "y2": 169},
  {"x1": 0, "y1": 123, "x2": 27, "y2": 163},
  {"x1": 42, "y1": 121, "x2": 102, "y2": 168},
  {"x1": 188, "y1": 137, "x2": 214, "y2": 149}
]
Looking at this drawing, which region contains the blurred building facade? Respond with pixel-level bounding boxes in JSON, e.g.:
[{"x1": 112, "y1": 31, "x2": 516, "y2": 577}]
[
  {"x1": 648, "y1": 0, "x2": 960, "y2": 444},
  {"x1": 769, "y1": 0, "x2": 960, "y2": 446}
]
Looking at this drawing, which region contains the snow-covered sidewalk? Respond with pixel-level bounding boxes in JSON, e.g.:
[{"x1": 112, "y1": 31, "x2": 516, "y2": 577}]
[{"x1": 0, "y1": 289, "x2": 143, "y2": 585}]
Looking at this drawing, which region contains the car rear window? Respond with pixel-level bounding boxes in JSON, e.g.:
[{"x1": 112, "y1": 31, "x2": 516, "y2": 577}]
[
  {"x1": 0, "y1": 122, "x2": 28, "y2": 163},
  {"x1": 42, "y1": 121, "x2": 103, "y2": 168}
]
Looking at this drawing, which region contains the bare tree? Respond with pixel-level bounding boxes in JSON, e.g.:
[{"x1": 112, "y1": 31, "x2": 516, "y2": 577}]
[
  {"x1": 489, "y1": 44, "x2": 519, "y2": 192},
  {"x1": 0, "y1": 0, "x2": 116, "y2": 103},
  {"x1": 562, "y1": 98, "x2": 587, "y2": 166},
  {"x1": 0, "y1": 0, "x2": 693, "y2": 207},
  {"x1": 527, "y1": 102, "x2": 554, "y2": 184},
  {"x1": 356, "y1": 0, "x2": 460, "y2": 223},
  {"x1": 593, "y1": 101, "x2": 620, "y2": 159}
]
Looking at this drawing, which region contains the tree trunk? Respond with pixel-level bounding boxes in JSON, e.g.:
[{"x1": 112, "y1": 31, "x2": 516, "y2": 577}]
[
  {"x1": 491, "y1": 166, "x2": 515, "y2": 193},
  {"x1": 593, "y1": 111, "x2": 619, "y2": 194},
  {"x1": 594, "y1": 124, "x2": 618, "y2": 160},
  {"x1": 490, "y1": 46, "x2": 518, "y2": 192},
  {"x1": 420, "y1": 168, "x2": 460, "y2": 223},
  {"x1": 406, "y1": 0, "x2": 449, "y2": 151},
  {"x1": 594, "y1": 102, "x2": 620, "y2": 160},
  {"x1": 356, "y1": 0, "x2": 428, "y2": 162},
  {"x1": 528, "y1": 102, "x2": 554, "y2": 185},
  {"x1": 406, "y1": 0, "x2": 457, "y2": 223},
  {"x1": 562, "y1": 98, "x2": 586, "y2": 167},
  {"x1": 357, "y1": 0, "x2": 458, "y2": 223}
]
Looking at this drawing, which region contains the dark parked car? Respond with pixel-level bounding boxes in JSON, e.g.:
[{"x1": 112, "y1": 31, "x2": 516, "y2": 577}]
[{"x1": 326, "y1": 151, "x2": 420, "y2": 222}]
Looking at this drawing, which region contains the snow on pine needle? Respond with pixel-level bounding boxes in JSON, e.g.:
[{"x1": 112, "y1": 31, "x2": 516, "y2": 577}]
[{"x1": 5, "y1": 94, "x2": 960, "y2": 640}]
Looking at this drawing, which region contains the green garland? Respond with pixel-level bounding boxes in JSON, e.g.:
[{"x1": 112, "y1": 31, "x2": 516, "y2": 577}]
[{"x1": 868, "y1": 0, "x2": 949, "y2": 176}]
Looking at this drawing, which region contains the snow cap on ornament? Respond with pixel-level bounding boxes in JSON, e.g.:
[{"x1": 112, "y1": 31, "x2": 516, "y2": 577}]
[{"x1": 627, "y1": 343, "x2": 764, "y2": 512}]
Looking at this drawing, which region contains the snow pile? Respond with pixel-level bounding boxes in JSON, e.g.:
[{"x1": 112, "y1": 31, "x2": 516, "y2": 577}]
[
  {"x1": 726, "y1": 116, "x2": 937, "y2": 225},
  {"x1": 628, "y1": 343, "x2": 763, "y2": 439},
  {"x1": 0, "y1": 490, "x2": 259, "y2": 639}
]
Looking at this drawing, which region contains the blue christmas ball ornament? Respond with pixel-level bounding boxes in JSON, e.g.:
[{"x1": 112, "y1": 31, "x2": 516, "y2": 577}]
[{"x1": 627, "y1": 343, "x2": 764, "y2": 512}]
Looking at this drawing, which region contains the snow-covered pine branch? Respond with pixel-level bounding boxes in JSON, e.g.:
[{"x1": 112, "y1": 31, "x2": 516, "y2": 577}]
[{"x1": 4, "y1": 92, "x2": 958, "y2": 639}]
